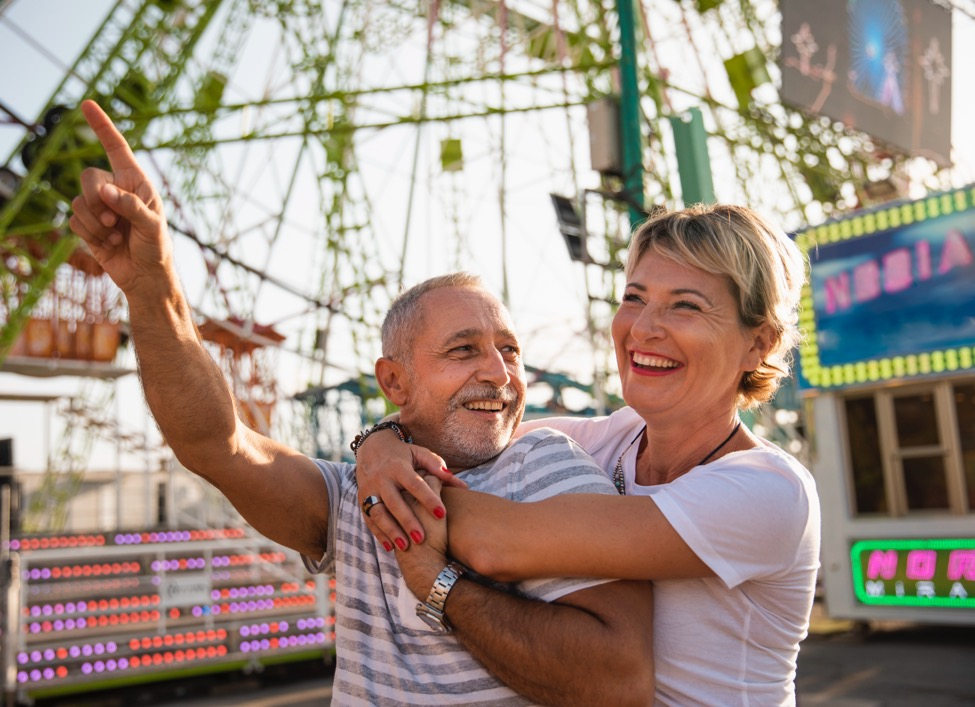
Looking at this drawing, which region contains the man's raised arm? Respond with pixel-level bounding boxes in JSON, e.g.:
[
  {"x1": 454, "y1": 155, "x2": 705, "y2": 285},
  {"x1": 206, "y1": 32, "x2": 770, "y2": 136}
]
[{"x1": 69, "y1": 101, "x2": 327, "y2": 558}]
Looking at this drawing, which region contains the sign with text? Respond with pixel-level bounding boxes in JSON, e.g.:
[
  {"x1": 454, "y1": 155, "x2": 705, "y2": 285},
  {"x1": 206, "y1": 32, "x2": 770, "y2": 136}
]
[
  {"x1": 851, "y1": 539, "x2": 975, "y2": 608},
  {"x1": 795, "y1": 186, "x2": 975, "y2": 390},
  {"x1": 159, "y1": 572, "x2": 212, "y2": 609}
]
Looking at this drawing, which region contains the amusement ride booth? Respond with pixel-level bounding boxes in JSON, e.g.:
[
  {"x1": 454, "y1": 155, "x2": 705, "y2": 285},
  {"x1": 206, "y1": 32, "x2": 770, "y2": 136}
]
[{"x1": 797, "y1": 185, "x2": 975, "y2": 626}]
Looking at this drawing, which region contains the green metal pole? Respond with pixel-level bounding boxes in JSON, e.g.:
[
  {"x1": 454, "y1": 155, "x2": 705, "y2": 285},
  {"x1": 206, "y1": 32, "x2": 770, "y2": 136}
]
[{"x1": 616, "y1": 0, "x2": 645, "y2": 228}]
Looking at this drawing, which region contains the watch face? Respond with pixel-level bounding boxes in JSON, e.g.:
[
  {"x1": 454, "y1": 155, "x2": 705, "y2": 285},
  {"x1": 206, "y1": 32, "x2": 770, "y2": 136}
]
[{"x1": 415, "y1": 603, "x2": 449, "y2": 633}]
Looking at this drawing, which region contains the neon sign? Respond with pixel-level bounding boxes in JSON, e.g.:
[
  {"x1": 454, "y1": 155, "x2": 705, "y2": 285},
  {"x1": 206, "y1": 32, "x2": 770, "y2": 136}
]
[
  {"x1": 850, "y1": 539, "x2": 975, "y2": 608},
  {"x1": 795, "y1": 186, "x2": 975, "y2": 390}
]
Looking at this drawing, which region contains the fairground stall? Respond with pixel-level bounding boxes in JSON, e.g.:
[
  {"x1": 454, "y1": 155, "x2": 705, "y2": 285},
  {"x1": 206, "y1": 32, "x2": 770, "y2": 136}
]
[
  {"x1": 1, "y1": 528, "x2": 334, "y2": 704},
  {"x1": 796, "y1": 185, "x2": 975, "y2": 626}
]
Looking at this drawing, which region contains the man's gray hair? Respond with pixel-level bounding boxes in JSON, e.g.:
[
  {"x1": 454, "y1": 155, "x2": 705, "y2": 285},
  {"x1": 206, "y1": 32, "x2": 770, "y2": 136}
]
[{"x1": 381, "y1": 272, "x2": 485, "y2": 363}]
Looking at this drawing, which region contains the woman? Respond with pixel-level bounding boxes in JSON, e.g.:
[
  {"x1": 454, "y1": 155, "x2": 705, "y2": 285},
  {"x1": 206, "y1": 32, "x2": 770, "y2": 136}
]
[{"x1": 357, "y1": 204, "x2": 821, "y2": 705}]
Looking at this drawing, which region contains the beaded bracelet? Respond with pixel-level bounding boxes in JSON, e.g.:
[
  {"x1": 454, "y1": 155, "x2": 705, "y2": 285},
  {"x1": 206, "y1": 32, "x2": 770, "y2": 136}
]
[{"x1": 350, "y1": 420, "x2": 413, "y2": 459}]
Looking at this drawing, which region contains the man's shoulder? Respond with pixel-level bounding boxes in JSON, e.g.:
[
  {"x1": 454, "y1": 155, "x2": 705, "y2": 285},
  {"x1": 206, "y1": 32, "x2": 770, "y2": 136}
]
[
  {"x1": 512, "y1": 425, "x2": 579, "y2": 448},
  {"x1": 496, "y1": 426, "x2": 593, "y2": 468},
  {"x1": 467, "y1": 426, "x2": 614, "y2": 499}
]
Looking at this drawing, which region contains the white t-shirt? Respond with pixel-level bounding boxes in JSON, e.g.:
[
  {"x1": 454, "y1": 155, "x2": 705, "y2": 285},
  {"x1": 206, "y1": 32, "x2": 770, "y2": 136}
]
[{"x1": 522, "y1": 407, "x2": 821, "y2": 706}]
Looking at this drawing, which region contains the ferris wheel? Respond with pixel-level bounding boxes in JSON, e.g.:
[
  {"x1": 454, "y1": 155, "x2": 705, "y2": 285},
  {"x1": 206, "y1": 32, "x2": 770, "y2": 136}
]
[{"x1": 0, "y1": 0, "x2": 943, "y2": 529}]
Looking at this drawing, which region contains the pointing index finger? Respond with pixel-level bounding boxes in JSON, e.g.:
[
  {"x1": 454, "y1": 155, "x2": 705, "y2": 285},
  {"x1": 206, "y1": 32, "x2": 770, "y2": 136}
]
[{"x1": 80, "y1": 100, "x2": 139, "y2": 172}]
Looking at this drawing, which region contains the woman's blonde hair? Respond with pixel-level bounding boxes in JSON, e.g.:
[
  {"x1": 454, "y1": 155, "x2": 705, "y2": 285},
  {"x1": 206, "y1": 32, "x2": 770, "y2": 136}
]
[{"x1": 626, "y1": 204, "x2": 807, "y2": 409}]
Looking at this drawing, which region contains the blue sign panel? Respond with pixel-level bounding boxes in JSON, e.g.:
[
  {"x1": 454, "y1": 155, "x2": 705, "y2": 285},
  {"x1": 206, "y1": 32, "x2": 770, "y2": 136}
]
[{"x1": 796, "y1": 187, "x2": 975, "y2": 390}]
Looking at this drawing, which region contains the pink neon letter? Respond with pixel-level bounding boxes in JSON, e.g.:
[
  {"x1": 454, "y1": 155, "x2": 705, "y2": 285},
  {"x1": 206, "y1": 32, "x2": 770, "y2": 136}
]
[
  {"x1": 906, "y1": 550, "x2": 937, "y2": 581},
  {"x1": 947, "y1": 550, "x2": 975, "y2": 581},
  {"x1": 916, "y1": 240, "x2": 932, "y2": 280},
  {"x1": 823, "y1": 272, "x2": 851, "y2": 314},
  {"x1": 883, "y1": 248, "x2": 913, "y2": 293},
  {"x1": 854, "y1": 260, "x2": 881, "y2": 303},
  {"x1": 938, "y1": 229, "x2": 974, "y2": 274},
  {"x1": 866, "y1": 550, "x2": 898, "y2": 580}
]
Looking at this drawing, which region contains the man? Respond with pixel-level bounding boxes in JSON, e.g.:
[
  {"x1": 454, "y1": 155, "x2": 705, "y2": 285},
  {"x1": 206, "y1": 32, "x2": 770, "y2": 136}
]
[{"x1": 69, "y1": 101, "x2": 654, "y2": 706}]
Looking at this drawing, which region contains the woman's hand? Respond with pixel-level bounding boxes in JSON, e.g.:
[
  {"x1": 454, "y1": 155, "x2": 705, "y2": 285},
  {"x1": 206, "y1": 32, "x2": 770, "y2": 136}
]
[{"x1": 355, "y1": 429, "x2": 465, "y2": 551}]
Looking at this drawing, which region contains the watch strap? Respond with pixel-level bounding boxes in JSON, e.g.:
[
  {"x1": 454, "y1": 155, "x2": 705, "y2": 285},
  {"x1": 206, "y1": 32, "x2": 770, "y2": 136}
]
[
  {"x1": 424, "y1": 562, "x2": 466, "y2": 613},
  {"x1": 415, "y1": 562, "x2": 466, "y2": 632}
]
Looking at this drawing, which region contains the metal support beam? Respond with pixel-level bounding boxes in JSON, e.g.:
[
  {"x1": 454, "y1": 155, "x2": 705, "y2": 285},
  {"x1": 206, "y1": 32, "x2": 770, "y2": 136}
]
[{"x1": 615, "y1": 0, "x2": 645, "y2": 229}]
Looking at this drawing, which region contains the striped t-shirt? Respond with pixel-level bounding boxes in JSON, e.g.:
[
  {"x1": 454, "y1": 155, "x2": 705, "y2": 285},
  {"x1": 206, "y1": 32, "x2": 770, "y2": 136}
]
[{"x1": 304, "y1": 428, "x2": 618, "y2": 706}]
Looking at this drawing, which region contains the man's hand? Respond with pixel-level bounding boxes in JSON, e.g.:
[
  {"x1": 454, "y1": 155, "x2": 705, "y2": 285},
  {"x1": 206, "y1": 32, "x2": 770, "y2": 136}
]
[
  {"x1": 68, "y1": 100, "x2": 171, "y2": 295},
  {"x1": 393, "y1": 476, "x2": 450, "y2": 599}
]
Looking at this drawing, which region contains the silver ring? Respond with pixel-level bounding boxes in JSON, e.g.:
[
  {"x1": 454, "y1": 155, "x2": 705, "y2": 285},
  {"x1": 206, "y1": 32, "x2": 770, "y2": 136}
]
[{"x1": 361, "y1": 495, "x2": 384, "y2": 517}]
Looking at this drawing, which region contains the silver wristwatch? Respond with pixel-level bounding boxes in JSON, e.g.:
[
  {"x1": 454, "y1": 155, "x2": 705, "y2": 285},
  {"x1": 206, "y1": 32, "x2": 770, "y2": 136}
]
[{"x1": 415, "y1": 562, "x2": 466, "y2": 633}]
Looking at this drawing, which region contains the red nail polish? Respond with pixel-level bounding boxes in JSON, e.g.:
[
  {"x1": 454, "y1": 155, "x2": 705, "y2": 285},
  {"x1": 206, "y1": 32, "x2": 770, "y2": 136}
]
[
  {"x1": 382, "y1": 542, "x2": 393, "y2": 552},
  {"x1": 410, "y1": 530, "x2": 423, "y2": 544},
  {"x1": 442, "y1": 466, "x2": 451, "y2": 474},
  {"x1": 433, "y1": 507, "x2": 445, "y2": 519},
  {"x1": 395, "y1": 538, "x2": 407, "y2": 551}
]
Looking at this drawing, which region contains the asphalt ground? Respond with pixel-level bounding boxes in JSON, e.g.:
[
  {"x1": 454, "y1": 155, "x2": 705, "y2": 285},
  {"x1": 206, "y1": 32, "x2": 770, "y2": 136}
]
[{"x1": 796, "y1": 603, "x2": 975, "y2": 706}]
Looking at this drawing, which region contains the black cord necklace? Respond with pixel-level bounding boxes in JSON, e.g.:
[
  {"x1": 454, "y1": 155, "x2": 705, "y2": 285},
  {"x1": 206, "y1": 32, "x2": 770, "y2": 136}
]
[
  {"x1": 699, "y1": 420, "x2": 743, "y2": 466},
  {"x1": 613, "y1": 420, "x2": 742, "y2": 496}
]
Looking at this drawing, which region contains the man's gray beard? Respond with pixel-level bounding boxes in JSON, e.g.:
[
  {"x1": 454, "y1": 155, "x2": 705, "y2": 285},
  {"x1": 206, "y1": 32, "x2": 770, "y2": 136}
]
[
  {"x1": 438, "y1": 411, "x2": 514, "y2": 469},
  {"x1": 438, "y1": 387, "x2": 520, "y2": 468}
]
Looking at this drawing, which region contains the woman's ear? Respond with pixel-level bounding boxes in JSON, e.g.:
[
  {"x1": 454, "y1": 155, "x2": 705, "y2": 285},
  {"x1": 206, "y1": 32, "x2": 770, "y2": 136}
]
[
  {"x1": 743, "y1": 323, "x2": 776, "y2": 373},
  {"x1": 375, "y1": 357, "x2": 410, "y2": 406}
]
